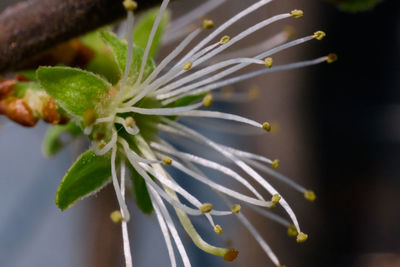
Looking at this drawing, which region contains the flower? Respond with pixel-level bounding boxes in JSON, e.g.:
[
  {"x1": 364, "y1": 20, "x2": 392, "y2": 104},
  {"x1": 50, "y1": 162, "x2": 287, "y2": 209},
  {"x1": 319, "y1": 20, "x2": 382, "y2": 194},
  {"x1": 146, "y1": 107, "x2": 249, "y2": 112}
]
[{"x1": 35, "y1": 0, "x2": 336, "y2": 266}]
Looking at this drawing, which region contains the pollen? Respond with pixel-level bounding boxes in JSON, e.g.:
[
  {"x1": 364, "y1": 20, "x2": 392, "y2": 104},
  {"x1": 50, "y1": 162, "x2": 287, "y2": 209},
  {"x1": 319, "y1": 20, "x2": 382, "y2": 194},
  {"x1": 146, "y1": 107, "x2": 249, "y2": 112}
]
[
  {"x1": 271, "y1": 159, "x2": 280, "y2": 169},
  {"x1": 162, "y1": 157, "x2": 172, "y2": 166},
  {"x1": 125, "y1": 116, "x2": 135, "y2": 127},
  {"x1": 271, "y1": 194, "x2": 281, "y2": 204},
  {"x1": 97, "y1": 140, "x2": 106, "y2": 149},
  {"x1": 223, "y1": 248, "x2": 239, "y2": 262},
  {"x1": 200, "y1": 203, "x2": 213, "y2": 213},
  {"x1": 203, "y1": 19, "x2": 214, "y2": 30},
  {"x1": 123, "y1": 0, "x2": 138, "y2": 11},
  {"x1": 262, "y1": 122, "x2": 271, "y2": 132},
  {"x1": 290, "y1": 9, "x2": 303, "y2": 18},
  {"x1": 296, "y1": 232, "x2": 308, "y2": 243},
  {"x1": 220, "y1": 35, "x2": 231, "y2": 44},
  {"x1": 287, "y1": 224, "x2": 298, "y2": 237},
  {"x1": 264, "y1": 57, "x2": 273, "y2": 68},
  {"x1": 182, "y1": 61, "x2": 193, "y2": 71},
  {"x1": 214, "y1": 225, "x2": 223, "y2": 235},
  {"x1": 202, "y1": 93, "x2": 213, "y2": 107},
  {"x1": 304, "y1": 190, "x2": 316, "y2": 202},
  {"x1": 231, "y1": 204, "x2": 241, "y2": 213},
  {"x1": 83, "y1": 109, "x2": 97, "y2": 126},
  {"x1": 110, "y1": 210, "x2": 123, "y2": 224},
  {"x1": 313, "y1": 31, "x2": 326, "y2": 40},
  {"x1": 327, "y1": 53, "x2": 338, "y2": 63}
]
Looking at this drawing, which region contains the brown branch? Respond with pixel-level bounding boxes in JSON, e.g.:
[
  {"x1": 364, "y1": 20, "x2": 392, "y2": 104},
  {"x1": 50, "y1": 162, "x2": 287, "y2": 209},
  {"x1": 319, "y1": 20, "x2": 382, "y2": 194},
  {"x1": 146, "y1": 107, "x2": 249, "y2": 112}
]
[{"x1": 0, "y1": 0, "x2": 163, "y2": 73}]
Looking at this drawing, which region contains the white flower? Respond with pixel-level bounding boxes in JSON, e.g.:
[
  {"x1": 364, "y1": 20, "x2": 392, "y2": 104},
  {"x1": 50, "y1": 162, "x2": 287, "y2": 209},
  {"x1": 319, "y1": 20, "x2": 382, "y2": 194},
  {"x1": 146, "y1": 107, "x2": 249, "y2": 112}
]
[{"x1": 89, "y1": 0, "x2": 335, "y2": 266}]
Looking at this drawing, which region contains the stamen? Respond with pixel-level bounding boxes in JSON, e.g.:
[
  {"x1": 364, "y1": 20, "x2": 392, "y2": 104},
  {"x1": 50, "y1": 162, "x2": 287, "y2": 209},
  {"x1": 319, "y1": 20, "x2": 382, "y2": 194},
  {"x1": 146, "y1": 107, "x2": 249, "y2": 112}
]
[
  {"x1": 202, "y1": 94, "x2": 213, "y2": 107},
  {"x1": 262, "y1": 122, "x2": 272, "y2": 132},
  {"x1": 136, "y1": 0, "x2": 170, "y2": 85},
  {"x1": 296, "y1": 232, "x2": 308, "y2": 243},
  {"x1": 162, "y1": 156, "x2": 172, "y2": 166},
  {"x1": 304, "y1": 190, "x2": 316, "y2": 202},
  {"x1": 290, "y1": 9, "x2": 304, "y2": 18},
  {"x1": 115, "y1": 117, "x2": 139, "y2": 135},
  {"x1": 111, "y1": 146, "x2": 130, "y2": 221},
  {"x1": 219, "y1": 35, "x2": 230, "y2": 44},
  {"x1": 203, "y1": 19, "x2": 214, "y2": 30},
  {"x1": 327, "y1": 53, "x2": 338, "y2": 63},
  {"x1": 182, "y1": 62, "x2": 193, "y2": 71},
  {"x1": 231, "y1": 204, "x2": 241, "y2": 213},
  {"x1": 117, "y1": 102, "x2": 202, "y2": 115},
  {"x1": 313, "y1": 30, "x2": 326, "y2": 40},
  {"x1": 264, "y1": 57, "x2": 273, "y2": 68},
  {"x1": 200, "y1": 203, "x2": 213, "y2": 213},
  {"x1": 93, "y1": 129, "x2": 117, "y2": 156},
  {"x1": 271, "y1": 194, "x2": 281, "y2": 204},
  {"x1": 123, "y1": 0, "x2": 137, "y2": 11},
  {"x1": 110, "y1": 210, "x2": 123, "y2": 223},
  {"x1": 271, "y1": 159, "x2": 280, "y2": 169},
  {"x1": 214, "y1": 225, "x2": 223, "y2": 235},
  {"x1": 287, "y1": 225, "x2": 298, "y2": 237}
]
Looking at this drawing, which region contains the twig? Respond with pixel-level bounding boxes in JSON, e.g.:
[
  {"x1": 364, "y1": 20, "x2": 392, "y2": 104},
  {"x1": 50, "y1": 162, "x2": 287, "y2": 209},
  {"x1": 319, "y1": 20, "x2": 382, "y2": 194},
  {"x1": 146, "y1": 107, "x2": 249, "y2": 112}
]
[{"x1": 0, "y1": 0, "x2": 163, "y2": 73}]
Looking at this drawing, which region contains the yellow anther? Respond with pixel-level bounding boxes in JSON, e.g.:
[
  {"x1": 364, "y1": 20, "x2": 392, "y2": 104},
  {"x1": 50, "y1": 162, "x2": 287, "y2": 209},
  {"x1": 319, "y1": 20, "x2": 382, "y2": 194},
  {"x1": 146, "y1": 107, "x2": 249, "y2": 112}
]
[
  {"x1": 268, "y1": 203, "x2": 277, "y2": 209},
  {"x1": 271, "y1": 194, "x2": 281, "y2": 204},
  {"x1": 162, "y1": 157, "x2": 172, "y2": 166},
  {"x1": 271, "y1": 159, "x2": 280, "y2": 169},
  {"x1": 200, "y1": 203, "x2": 213, "y2": 213},
  {"x1": 313, "y1": 31, "x2": 326, "y2": 40},
  {"x1": 287, "y1": 224, "x2": 298, "y2": 237},
  {"x1": 182, "y1": 61, "x2": 193, "y2": 71},
  {"x1": 264, "y1": 57, "x2": 273, "y2": 68},
  {"x1": 214, "y1": 225, "x2": 223, "y2": 235},
  {"x1": 223, "y1": 248, "x2": 239, "y2": 262},
  {"x1": 110, "y1": 210, "x2": 123, "y2": 224},
  {"x1": 203, "y1": 19, "x2": 214, "y2": 30},
  {"x1": 262, "y1": 122, "x2": 271, "y2": 132},
  {"x1": 220, "y1": 35, "x2": 230, "y2": 44},
  {"x1": 304, "y1": 190, "x2": 316, "y2": 202},
  {"x1": 327, "y1": 53, "x2": 338, "y2": 63},
  {"x1": 83, "y1": 109, "x2": 97, "y2": 126},
  {"x1": 202, "y1": 93, "x2": 213, "y2": 107},
  {"x1": 125, "y1": 116, "x2": 135, "y2": 127},
  {"x1": 231, "y1": 204, "x2": 241, "y2": 213},
  {"x1": 248, "y1": 87, "x2": 260, "y2": 100},
  {"x1": 290, "y1": 9, "x2": 303, "y2": 18},
  {"x1": 296, "y1": 232, "x2": 308, "y2": 243},
  {"x1": 123, "y1": 0, "x2": 138, "y2": 11}
]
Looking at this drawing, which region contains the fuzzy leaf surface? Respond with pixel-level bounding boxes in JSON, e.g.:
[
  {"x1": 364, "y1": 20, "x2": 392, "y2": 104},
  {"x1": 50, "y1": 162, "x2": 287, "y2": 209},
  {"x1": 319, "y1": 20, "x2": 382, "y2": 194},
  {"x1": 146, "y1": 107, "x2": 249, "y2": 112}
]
[
  {"x1": 37, "y1": 66, "x2": 112, "y2": 118},
  {"x1": 56, "y1": 150, "x2": 111, "y2": 210}
]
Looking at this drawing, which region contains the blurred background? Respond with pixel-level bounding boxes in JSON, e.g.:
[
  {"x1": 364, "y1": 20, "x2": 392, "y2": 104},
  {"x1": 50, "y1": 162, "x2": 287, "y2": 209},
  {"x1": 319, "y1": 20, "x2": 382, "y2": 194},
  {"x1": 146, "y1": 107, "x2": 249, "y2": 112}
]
[{"x1": 0, "y1": 0, "x2": 399, "y2": 266}]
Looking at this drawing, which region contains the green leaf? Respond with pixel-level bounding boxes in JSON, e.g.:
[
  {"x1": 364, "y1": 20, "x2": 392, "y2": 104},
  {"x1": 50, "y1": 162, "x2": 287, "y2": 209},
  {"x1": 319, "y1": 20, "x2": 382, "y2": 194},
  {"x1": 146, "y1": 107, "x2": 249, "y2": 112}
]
[
  {"x1": 80, "y1": 30, "x2": 121, "y2": 85},
  {"x1": 37, "y1": 66, "x2": 113, "y2": 118},
  {"x1": 327, "y1": 0, "x2": 383, "y2": 11},
  {"x1": 128, "y1": 165, "x2": 153, "y2": 214},
  {"x1": 56, "y1": 150, "x2": 111, "y2": 210},
  {"x1": 100, "y1": 31, "x2": 155, "y2": 84},
  {"x1": 133, "y1": 9, "x2": 170, "y2": 57},
  {"x1": 19, "y1": 70, "x2": 38, "y2": 81},
  {"x1": 42, "y1": 122, "x2": 82, "y2": 157}
]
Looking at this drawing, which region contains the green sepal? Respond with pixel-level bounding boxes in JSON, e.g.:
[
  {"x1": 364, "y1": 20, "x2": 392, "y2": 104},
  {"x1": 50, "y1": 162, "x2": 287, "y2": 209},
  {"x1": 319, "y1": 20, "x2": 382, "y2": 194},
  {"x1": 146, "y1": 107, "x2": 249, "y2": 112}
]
[
  {"x1": 100, "y1": 31, "x2": 155, "y2": 84},
  {"x1": 128, "y1": 164, "x2": 153, "y2": 214},
  {"x1": 56, "y1": 150, "x2": 112, "y2": 211},
  {"x1": 133, "y1": 8, "x2": 170, "y2": 57},
  {"x1": 42, "y1": 122, "x2": 82, "y2": 157},
  {"x1": 37, "y1": 66, "x2": 113, "y2": 118}
]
